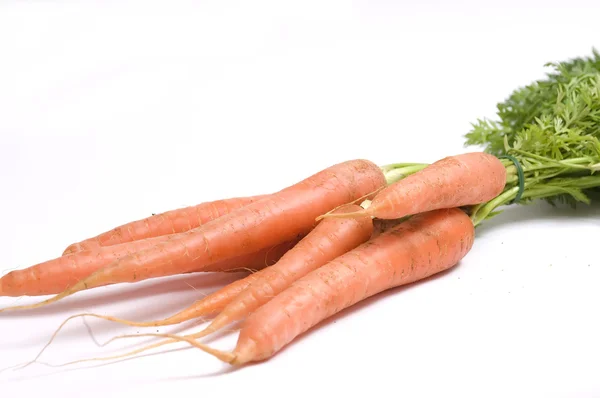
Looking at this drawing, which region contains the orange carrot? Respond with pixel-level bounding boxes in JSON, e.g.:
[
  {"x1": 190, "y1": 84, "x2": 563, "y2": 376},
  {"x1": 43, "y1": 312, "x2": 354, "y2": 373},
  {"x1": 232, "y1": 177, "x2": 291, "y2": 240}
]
[
  {"x1": 321, "y1": 152, "x2": 506, "y2": 220},
  {"x1": 21, "y1": 213, "x2": 404, "y2": 368},
  {"x1": 31, "y1": 203, "x2": 367, "y2": 342},
  {"x1": 165, "y1": 207, "x2": 473, "y2": 365},
  {"x1": 0, "y1": 159, "x2": 386, "y2": 312},
  {"x1": 18, "y1": 239, "x2": 302, "y2": 368},
  {"x1": 2, "y1": 193, "x2": 269, "y2": 297},
  {"x1": 0, "y1": 237, "x2": 298, "y2": 297},
  {"x1": 190, "y1": 203, "x2": 373, "y2": 339},
  {"x1": 62, "y1": 195, "x2": 268, "y2": 255},
  {"x1": 43, "y1": 207, "x2": 473, "y2": 368},
  {"x1": 210, "y1": 208, "x2": 475, "y2": 364}
]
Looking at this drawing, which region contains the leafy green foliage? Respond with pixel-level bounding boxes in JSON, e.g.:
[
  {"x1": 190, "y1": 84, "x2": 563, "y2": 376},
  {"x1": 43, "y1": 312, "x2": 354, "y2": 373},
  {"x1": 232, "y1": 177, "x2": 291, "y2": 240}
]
[
  {"x1": 463, "y1": 49, "x2": 600, "y2": 223},
  {"x1": 465, "y1": 49, "x2": 600, "y2": 157}
]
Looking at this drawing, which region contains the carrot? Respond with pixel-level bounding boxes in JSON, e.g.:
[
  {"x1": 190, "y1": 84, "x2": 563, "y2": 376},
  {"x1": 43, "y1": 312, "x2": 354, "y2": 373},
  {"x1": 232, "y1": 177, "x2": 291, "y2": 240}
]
[
  {"x1": 0, "y1": 159, "x2": 386, "y2": 312},
  {"x1": 320, "y1": 152, "x2": 506, "y2": 220},
  {"x1": 22, "y1": 213, "x2": 406, "y2": 369},
  {"x1": 17, "y1": 240, "x2": 302, "y2": 369},
  {"x1": 36, "y1": 207, "x2": 472, "y2": 368},
  {"x1": 0, "y1": 237, "x2": 298, "y2": 297},
  {"x1": 192, "y1": 207, "x2": 474, "y2": 364},
  {"x1": 193, "y1": 203, "x2": 373, "y2": 339},
  {"x1": 23, "y1": 205, "x2": 369, "y2": 366},
  {"x1": 62, "y1": 195, "x2": 268, "y2": 255},
  {"x1": 1, "y1": 194, "x2": 270, "y2": 297},
  {"x1": 37, "y1": 203, "x2": 367, "y2": 334}
]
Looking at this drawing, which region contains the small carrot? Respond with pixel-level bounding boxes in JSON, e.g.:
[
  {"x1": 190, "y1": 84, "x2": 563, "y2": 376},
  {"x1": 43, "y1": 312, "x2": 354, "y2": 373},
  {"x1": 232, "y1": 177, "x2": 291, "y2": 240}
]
[
  {"x1": 320, "y1": 152, "x2": 506, "y2": 220},
  {"x1": 0, "y1": 159, "x2": 386, "y2": 312},
  {"x1": 193, "y1": 203, "x2": 373, "y2": 339},
  {"x1": 37, "y1": 207, "x2": 473, "y2": 368},
  {"x1": 0, "y1": 237, "x2": 298, "y2": 297},
  {"x1": 62, "y1": 195, "x2": 268, "y2": 255}
]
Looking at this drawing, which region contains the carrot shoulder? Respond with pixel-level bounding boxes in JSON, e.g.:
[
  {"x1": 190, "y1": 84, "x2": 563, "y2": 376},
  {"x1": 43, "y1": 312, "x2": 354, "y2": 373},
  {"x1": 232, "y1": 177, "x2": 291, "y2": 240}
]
[
  {"x1": 324, "y1": 152, "x2": 506, "y2": 220},
  {"x1": 62, "y1": 195, "x2": 268, "y2": 255},
  {"x1": 0, "y1": 159, "x2": 386, "y2": 311}
]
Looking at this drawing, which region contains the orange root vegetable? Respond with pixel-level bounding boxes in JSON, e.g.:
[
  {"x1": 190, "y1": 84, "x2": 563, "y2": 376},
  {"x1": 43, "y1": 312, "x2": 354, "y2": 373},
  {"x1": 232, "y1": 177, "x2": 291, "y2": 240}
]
[
  {"x1": 321, "y1": 152, "x2": 506, "y2": 220},
  {"x1": 195, "y1": 203, "x2": 373, "y2": 339},
  {"x1": 0, "y1": 235, "x2": 298, "y2": 297},
  {"x1": 21, "y1": 240, "x2": 302, "y2": 368},
  {"x1": 44, "y1": 207, "x2": 474, "y2": 368},
  {"x1": 25, "y1": 214, "x2": 405, "y2": 367},
  {"x1": 183, "y1": 207, "x2": 474, "y2": 365},
  {"x1": 0, "y1": 159, "x2": 386, "y2": 312},
  {"x1": 20, "y1": 268, "x2": 265, "y2": 369},
  {"x1": 62, "y1": 195, "x2": 268, "y2": 255},
  {"x1": 2, "y1": 194, "x2": 270, "y2": 297},
  {"x1": 36, "y1": 203, "x2": 368, "y2": 347}
]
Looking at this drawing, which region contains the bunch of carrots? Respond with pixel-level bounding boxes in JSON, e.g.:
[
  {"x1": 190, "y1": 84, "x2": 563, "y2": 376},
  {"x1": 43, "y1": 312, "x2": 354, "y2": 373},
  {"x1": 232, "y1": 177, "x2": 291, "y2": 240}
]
[{"x1": 2, "y1": 51, "x2": 600, "y2": 368}]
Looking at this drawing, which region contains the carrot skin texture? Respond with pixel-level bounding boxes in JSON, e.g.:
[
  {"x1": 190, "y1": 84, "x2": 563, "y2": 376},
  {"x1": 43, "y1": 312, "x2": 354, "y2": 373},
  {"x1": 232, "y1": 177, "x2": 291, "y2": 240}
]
[
  {"x1": 122, "y1": 238, "x2": 302, "y2": 326},
  {"x1": 64, "y1": 160, "x2": 386, "y2": 291},
  {"x1": 0, "y1": 239, "x2": 298, "y2": 297},
  {"x1": 62, "y1": 195, "x2": 268, "y2": 255},
  {"x1": 202, "y1": 203, "x2": 373, "y2": 335},
  {"x1": 366, "y1": 152, "x2": 506, "y2": 219},
  {"x1": 231, "y1": 207, "x2": 475, "y2": 364}
]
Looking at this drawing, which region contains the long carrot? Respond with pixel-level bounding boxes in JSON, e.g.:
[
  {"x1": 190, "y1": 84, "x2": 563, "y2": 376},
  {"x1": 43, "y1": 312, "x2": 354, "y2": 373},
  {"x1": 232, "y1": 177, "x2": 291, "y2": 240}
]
[
  {"x1": 62, "y1": 195, "x2": 268, "y2": 255},
  {"x1": 21, "y1": 204, "x2": 370, "y2": 366},
  {"x1": 38, "y1": 207, "x2": 472, "y2": 368},
  {"x1": 1, "y1": 194, "x2": 270, "y2": 297},
  {"x1": 16, "y1": 240, "x2": 302, "y2": 369},
  {"x1": 321, "y1": 152, "x2": 506, "y2": 220},
  {"x1": 0, "y1": 238, "x2": 299, "y2": 297},
  {"x1": 0, "y1": 159, "x2": 386, "y2": 312}
]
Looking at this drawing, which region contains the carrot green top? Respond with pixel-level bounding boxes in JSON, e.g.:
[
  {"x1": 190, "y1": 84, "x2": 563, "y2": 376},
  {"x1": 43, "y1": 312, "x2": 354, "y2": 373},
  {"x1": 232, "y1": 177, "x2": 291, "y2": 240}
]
[
  {"x1": 463, "y1": 49, "x2": 600, "y2": 225},
  {"x1": 381, "y1": 50, "x2": 600, "y2": 227}
]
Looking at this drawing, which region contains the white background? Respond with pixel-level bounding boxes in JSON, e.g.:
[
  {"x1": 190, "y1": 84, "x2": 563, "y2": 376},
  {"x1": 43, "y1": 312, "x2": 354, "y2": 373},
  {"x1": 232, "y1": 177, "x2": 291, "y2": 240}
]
[{"x1": 1, "y1": 1, "x2": 600, "y2": 397}]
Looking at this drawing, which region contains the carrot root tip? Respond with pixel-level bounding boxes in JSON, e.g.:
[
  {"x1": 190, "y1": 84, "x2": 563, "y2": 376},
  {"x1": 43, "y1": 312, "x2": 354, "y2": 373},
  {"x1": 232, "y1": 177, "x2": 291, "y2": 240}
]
[{"x1": 316, "y1": 209, "x2": 370, "y2": 221}]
